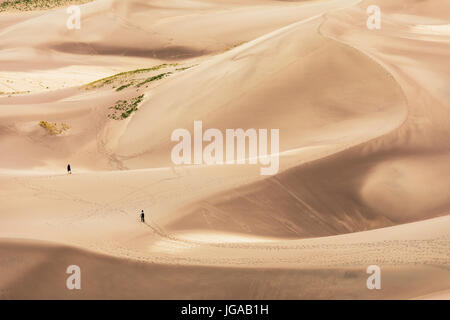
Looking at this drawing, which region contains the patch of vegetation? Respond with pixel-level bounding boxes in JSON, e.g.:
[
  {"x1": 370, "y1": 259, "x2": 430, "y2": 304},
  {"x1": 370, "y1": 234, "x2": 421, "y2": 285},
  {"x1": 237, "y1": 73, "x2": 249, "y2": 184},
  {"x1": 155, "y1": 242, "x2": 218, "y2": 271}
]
[
  {"x1": 175, "y1": 65, "x2": 198, "y2": 71},
  {"x1": 136, "y1": 72, "x2": 172, "y2": 88},
  {"x1": 108, "y1": 94, "x2": 144, "y2": 120},
  {"x1": 115, "y1": 83, "x2": 132, "y2": 92},
  {"x1": 84, "y1": 63, "x2": 197, "y2": 93},
  {"x1": 39, "y1": 121, "x2": 71, "y2": 135},
  {"x1": 85, "y1": 64, "x2": 178, "y2": 90},
  {"x1": 0, "y1": 0, "x2": 92, "y2": 12}
]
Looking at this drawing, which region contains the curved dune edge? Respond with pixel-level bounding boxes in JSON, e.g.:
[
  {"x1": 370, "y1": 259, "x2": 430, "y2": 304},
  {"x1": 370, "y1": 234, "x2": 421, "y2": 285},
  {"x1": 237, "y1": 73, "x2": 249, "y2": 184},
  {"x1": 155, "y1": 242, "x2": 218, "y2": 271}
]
[
  {"x1": 317, "y1": 1, "x2": 450, "y2": 222},
  {"x1": 117, "y1": 11, "x2": 406, "y2": 238},
  {"x1": 163, "y1": 0, "x2": 450, "y2": 238},
  {"x1": 161, "y1": 20, "x2": 409, "y2": 237},
  {"x1": 413, "y1": 289, "x2": 450, "y2": 300},
  {"x1": 1, "y1": 213, "x2": 449, "y2": 299}
]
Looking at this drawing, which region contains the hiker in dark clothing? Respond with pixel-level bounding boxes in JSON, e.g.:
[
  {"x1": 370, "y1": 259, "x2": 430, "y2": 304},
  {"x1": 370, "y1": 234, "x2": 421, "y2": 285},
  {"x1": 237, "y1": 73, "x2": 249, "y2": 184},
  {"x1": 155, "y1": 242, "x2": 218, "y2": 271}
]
[
  {"x1": 67, "y1": 164, "x2": 72, "y2": 174},
  {"x1": 140, "y1": 210, "x2": 145, "y2": 223}
]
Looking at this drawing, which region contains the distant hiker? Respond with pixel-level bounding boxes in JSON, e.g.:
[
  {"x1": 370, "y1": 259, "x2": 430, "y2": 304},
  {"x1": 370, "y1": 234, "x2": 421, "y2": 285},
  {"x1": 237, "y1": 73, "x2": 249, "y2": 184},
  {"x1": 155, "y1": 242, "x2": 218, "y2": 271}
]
[
  {"x1": 67, "y1": 164, "x2": 72, "y2": 174},
  {"x1": 140, "y1": 210, "x2": 145, "y2": 223}
]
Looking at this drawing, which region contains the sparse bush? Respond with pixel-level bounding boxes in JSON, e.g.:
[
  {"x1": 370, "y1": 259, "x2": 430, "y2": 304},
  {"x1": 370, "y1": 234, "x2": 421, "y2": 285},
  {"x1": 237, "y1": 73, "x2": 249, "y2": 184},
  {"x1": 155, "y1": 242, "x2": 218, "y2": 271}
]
[
  {"x1": 175, "y1": 65, "x2": 197, "y2": 71},
  {"x1": 108, "y1": 94, "x2": 144, "y2": 120},
  {"x1": 60, "y1": 122, "x2": 71, "y2": 131},
  {"x1": 136, "y1": 72, "x2": 172, "y2": 88},
  {"x1": 39, "y1": 121, "x2": 71, "y2": 135},
  {"x1": 116, "y1": 83, "x2": 132, "y2": 92}
]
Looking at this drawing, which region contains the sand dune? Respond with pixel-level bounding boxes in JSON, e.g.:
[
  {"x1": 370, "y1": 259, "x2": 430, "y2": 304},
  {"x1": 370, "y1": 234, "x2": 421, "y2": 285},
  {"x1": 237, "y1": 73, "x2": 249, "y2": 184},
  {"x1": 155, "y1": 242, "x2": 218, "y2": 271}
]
[
  {"x1": 1, "y1": 215, "x2": 449, "y2": 299},
  {"x1": 0, "y1": 0, "x2": 449, "y2": 299}
]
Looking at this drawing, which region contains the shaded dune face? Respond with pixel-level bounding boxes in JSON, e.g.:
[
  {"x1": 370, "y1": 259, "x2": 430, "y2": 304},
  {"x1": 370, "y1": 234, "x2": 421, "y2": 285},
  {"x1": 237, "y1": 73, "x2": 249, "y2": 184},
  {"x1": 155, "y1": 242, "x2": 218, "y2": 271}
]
[
  {"x1": 170, "y1": 146, "x2": 450, "y2": 239},
  {"x1": 46, "y1": 42, "x2": 208, "y2": 59},
  {"x1": 159, "y1": 24, "x2": 407, "y2": 238},
  {"x1": 167, "y1": 150, "x2": 394, "y2": 239},
  {"x1": 161, "y1": 2, "x2": 450, "y2": 238},
  {"x1": 161, "y1": 0, "x2": 450, "y2": 239}
]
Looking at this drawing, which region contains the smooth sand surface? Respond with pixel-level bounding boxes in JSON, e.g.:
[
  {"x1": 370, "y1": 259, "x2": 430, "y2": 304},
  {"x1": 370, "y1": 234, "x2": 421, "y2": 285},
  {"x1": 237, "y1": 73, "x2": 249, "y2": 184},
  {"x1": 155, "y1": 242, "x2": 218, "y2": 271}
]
[{"x1": 0, "y1": 0, "x2": 449, "y2": 299}]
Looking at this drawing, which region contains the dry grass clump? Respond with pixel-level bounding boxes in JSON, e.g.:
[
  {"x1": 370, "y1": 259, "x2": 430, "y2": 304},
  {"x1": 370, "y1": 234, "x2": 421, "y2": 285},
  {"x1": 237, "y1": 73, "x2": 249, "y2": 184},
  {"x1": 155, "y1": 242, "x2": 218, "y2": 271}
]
[{"x1": 39, "y1": 121, "x2": 71, "y2": 135}]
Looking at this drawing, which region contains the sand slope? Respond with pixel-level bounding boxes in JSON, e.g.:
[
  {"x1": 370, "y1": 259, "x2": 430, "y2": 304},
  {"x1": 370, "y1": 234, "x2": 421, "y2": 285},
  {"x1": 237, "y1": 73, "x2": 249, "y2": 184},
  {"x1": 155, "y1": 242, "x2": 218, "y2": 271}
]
[{"x1": 0, "y1": 0, "x2": 449, "y2": 299}]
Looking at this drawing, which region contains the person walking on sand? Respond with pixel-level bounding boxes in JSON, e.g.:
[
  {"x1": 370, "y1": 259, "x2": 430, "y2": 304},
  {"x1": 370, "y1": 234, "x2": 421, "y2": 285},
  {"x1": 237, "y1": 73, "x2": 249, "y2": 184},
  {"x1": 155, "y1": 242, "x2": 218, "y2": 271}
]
[
  {"x1": 140, "y1": 210, "x2": 145, "y2": 223},
  {"x1": 67, "y1": 164, "x2": 72, "y2": 175}
]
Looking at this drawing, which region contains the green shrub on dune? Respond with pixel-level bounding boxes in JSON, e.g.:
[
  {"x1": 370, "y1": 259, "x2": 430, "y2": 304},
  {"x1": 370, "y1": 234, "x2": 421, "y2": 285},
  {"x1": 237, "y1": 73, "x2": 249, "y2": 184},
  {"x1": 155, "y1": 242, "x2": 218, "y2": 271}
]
[
  {"x1": 135, "y1": 72, "x2": 172, "y2": 88},
  {"x1": 85, "y1": 64, "x2": 179, "y2": 90},
  {"x1": 108, "y1": 94, "x2": 144, "y2": 120}
]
